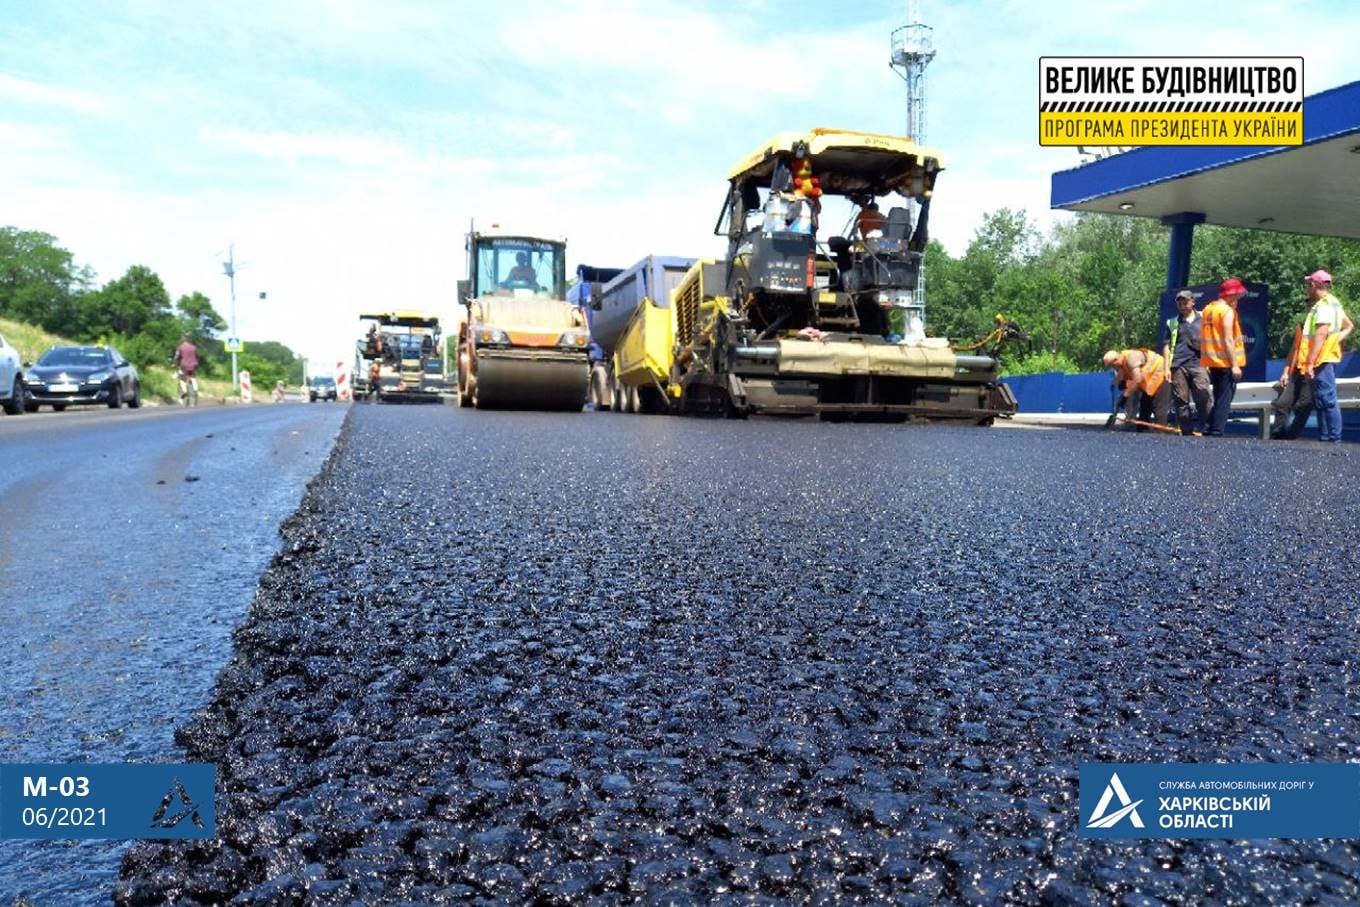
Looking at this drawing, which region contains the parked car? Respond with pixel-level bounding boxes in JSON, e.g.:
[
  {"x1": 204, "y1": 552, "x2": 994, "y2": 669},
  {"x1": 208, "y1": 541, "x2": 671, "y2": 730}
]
[
  {"x1": 308, "y1": 376, "x2": 338, "y2": 402},
  {"x1": 23, "y1": 345, "x2": 141, "y2": 411},
  {"x1": 0, "y1": 332, "x2": 24, "y2": 415}
]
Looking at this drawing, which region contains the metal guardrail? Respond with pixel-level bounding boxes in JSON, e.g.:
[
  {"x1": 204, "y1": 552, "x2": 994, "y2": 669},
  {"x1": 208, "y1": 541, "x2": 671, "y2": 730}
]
[{"x1": 1230, "y1": 377, "x2": 1360, "y2": 439}]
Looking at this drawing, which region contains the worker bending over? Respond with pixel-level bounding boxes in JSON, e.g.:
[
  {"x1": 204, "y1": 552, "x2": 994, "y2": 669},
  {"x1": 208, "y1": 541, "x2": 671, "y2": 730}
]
[{"x1": 1103, "y1": 348, "x2": 1170, "y2": 429}]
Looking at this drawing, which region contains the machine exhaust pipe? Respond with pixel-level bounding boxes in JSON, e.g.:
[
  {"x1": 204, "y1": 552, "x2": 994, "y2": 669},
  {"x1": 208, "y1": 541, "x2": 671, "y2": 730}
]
[
  {"x1": 954, "y1": 355, "x2": 997, "y2": 372},
  {"x1": 732, "y1": 345, "x2": 780, "y2": 360}
]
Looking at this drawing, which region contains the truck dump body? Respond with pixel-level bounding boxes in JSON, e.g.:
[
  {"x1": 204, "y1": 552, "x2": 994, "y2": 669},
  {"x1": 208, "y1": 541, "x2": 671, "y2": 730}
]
[
  {"x1": 590, "y1": 256, "x2": 694, "y2": 356},
  {"x1": 583, "y1": 255, "x2": 695, "y2": 412}
]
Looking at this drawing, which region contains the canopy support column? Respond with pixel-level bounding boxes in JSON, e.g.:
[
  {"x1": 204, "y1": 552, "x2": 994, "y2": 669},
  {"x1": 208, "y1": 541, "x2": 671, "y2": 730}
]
[{"x1": 1161, "y1": 212, "x2": 1205, "y2": 290}]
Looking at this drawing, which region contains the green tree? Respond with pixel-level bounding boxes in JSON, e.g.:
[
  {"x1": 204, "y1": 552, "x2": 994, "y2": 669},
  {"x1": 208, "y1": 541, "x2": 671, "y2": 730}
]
[
  {"x1": 0, "y1": 227, "x2": 92, "y2": 333},
  {"x1": 243, "y1": 339, "x2": 304, "y2": 385},
  {"x1": 927, "y1": 209, "x2": 1044, "y2": 345},
  {"x1": 177, "y1": 291, "x2": 227, "y2": 339},
  {"x1": 1190, "y1": 226, "x2": 1360, "y2": 357},
  {"x1": 80, "y1": 265, "x2": 172, "y2": 338}
]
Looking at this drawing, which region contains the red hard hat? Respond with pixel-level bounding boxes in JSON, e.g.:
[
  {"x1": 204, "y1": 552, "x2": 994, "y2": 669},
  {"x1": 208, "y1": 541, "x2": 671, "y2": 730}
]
[{"x1": 1219, "y1": 278, "x2": 1247, "y2": 297}]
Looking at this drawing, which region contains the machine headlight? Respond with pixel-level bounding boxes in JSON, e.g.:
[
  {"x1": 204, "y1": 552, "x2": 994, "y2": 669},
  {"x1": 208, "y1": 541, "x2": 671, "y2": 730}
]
[
  {"x1": 86, "y1": 371, "x2": 113, "y2": 383},
  {"x1": 477, "y1": 328, "x2": 509, "y2": 345},
  {"x1": 558, "y1": 331, "x2": 589, "y2": 348}
]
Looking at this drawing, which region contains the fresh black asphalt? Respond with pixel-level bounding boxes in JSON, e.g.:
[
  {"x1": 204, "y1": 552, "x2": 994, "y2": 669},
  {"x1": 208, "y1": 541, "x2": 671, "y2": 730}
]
[{"x1": 95, "y1": 402, "x2": 1360, "y2": 902}]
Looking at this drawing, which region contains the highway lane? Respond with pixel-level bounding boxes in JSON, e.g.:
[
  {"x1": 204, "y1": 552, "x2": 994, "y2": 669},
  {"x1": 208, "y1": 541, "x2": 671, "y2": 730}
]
[{"x1": 0, "y1": 401, "x2": 348, "y2": 905}]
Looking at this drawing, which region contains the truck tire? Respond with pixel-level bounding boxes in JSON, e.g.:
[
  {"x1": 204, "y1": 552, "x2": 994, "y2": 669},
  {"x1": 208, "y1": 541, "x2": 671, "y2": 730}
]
[
  {"x1": 626, "y1": 385, "x2": 640, "y2": 414},
  {"x1": 590, "y1": 364, "x2": 610, "y2": 411},
  {"x1": 610, "y1": 377, "x2": 624, "y2": 413}
]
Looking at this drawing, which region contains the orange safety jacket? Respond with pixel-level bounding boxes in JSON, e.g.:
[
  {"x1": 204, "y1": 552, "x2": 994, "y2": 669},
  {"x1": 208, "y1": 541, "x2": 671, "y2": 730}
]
[
  {"x1": 1121, "y1": 348, "x2": 1166, "y2": 396},
  {"x1": 1286, "y1": 324, "x2": 1304, "y2": 373},
  {"x1": 1200, "y1": 299, "x2": 1245, "y2": 368}
]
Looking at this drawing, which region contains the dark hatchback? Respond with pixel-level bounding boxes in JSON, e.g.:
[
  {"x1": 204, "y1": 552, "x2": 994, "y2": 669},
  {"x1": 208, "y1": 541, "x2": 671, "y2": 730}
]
[{"x1": 24, "y1": 345, "x2": 142, "y2": 411}]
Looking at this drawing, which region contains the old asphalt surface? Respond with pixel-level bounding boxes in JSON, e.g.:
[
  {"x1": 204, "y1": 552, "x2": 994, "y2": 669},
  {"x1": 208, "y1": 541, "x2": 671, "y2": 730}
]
[
  {"x1": 0, "y1": 402, "x2": 346, "y2": 905},
  {"x1": 103, "y1": 402, "x2": 1360, "y2": 903}
]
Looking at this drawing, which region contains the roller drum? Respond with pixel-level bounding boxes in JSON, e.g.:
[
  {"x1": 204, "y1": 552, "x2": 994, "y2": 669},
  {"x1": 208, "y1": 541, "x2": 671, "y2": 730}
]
[{"x1": 474, "y1": 356, "x2": 588, "y2": 411}]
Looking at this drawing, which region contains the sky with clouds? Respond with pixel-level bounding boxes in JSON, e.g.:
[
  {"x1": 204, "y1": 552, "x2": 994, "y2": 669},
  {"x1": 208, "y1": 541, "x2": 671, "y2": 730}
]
[{"x1": 1, "y1": 0, "x2": 1356, "y2": 368}]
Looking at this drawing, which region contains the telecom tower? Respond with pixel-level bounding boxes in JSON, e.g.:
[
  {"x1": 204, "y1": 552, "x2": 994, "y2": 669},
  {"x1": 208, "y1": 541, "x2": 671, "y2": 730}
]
[{"x1": 890, "y1": 0, "x2": 935, "y2": 310}]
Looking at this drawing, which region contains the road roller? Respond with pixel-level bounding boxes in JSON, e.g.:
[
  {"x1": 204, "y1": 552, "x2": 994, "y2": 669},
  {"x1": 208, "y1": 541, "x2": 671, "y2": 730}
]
[{"x1": 455, "y1": 226, "x2": 590, "y2": 410}]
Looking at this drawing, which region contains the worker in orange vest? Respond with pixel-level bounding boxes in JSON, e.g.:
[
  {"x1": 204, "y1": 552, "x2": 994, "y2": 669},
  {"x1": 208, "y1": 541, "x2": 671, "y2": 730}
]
[
  {"x1": 1102, "y1": 347, "x2": 1170, "y2": 429},
  {"x1": 1269, "y1": 323, "x2": 1313, "y2": 439},
  {"x1": 1200, "y1": 277, "x2": 1248, "y2": 436}
]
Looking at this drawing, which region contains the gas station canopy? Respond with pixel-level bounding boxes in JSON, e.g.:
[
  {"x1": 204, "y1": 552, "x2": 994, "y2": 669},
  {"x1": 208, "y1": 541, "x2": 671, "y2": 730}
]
[{"x1": 1051, "y1": 80, "x2": 1360, "y2": 240}]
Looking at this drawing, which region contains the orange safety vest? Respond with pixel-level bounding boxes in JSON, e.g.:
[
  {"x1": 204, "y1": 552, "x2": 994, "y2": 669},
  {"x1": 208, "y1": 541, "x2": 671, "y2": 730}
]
[
  {"x1": 1200, "y1": 299, "x2": 1245, "y2": 368},
  {"x1": 1122, "y1": 349, "x2": 1165, "y2": 396},
  {"x1": 1287, "y1": 324, "x2": 1304, "y2": 373}
]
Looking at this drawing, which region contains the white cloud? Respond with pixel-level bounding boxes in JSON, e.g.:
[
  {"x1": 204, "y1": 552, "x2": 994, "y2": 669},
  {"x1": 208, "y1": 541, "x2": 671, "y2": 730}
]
[
  {"x1": 0, "y1": 73, "x2": 104, "y2": 114},
  {"x1": 204, "y1": 127, "x2": 413, "y2": 167},
  {"x1": 1, "y1": 0, "x2": 1357, "y2": 366}
]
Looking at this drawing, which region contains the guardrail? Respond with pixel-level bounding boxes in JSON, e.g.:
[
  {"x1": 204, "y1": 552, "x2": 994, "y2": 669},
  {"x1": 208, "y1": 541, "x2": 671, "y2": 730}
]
[{"x1": 1229, "y1": 377, "x2": 1360, "y2": 439}]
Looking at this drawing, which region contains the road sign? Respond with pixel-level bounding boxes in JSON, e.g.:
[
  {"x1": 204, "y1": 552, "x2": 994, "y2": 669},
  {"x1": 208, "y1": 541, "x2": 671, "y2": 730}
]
[{"x1": 224, "y1": 337, "x2": 243, "y2": 353}]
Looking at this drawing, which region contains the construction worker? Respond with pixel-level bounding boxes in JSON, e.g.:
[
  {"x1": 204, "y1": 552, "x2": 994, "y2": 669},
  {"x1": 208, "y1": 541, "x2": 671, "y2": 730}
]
[
  {"x1": 1200, "y1": 278, "x2": 1248, "y2": 436},
  {"x1": 505, "y1": 251, "x2": 539, "y2": 289},
  {"x1": 1102, "y1": 348, "x2": 1170, "y2": 429},
  {"x1": 1270, "y1": 322, "x2": 1313, "y2": 439},
  {"x1": 1299, "y1": 269, "x2": 1354, "y2": 442},
  {"x1": 1161, "y1": 289, "x2": 1211, "y2": 435},
  {"x1": 367, "y1": 360, "x2": 381, "y2": 402},
  {"x1": 857, "y1": 201, "x2": 887, "y2": 239}
]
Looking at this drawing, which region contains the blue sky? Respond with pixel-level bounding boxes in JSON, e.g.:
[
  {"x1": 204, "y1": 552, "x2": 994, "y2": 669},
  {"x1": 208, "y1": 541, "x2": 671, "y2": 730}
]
[{"x1": 1, "y1": 1, "x2": 1355, "y2": 367}]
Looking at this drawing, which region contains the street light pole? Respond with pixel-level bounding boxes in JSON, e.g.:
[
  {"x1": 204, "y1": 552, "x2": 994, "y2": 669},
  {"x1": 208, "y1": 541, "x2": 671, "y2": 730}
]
[{"x1": 224, "y1": 244, "x2": 239, "y2": 390}]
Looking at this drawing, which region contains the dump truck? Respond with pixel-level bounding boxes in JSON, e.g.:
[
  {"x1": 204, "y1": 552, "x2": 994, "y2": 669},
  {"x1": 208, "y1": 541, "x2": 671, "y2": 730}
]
[
  {"x1": 357, "y1": 311, "x2": 445, "y2": 403},
  {"x1": 455, "y1": 227, "x2": 590, "y2": 410},
  {"x1": 605, "y1": 128, "x2": 1018, "y2": 421},
  {"x1": 575, "y1": 256, "x2": 695, "y2": 412}
]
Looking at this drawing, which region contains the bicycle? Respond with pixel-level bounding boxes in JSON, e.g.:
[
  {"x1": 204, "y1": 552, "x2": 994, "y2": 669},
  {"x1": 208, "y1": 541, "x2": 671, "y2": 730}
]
[{"x1": 177, "y1": 367, "x2": 199, "y2": 406}]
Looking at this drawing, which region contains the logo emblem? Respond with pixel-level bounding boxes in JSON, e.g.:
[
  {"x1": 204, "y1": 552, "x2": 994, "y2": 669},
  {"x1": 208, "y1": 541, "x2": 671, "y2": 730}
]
[
  {"x1": 1086, "y1": 771, "x2": 1145, "y2": 829},
  {"x1": 150, "y1": 777, "x2": 205, "y2": 829}
]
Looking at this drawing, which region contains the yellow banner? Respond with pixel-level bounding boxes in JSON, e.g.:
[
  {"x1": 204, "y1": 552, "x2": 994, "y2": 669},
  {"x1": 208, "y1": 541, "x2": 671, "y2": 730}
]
[{"x1": 1040, "y1": 111, "x2": 1302, "y2": 147}]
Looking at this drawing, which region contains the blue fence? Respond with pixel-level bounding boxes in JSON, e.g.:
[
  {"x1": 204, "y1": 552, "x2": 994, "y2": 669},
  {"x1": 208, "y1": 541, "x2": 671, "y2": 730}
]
[
  {"x1": 1002, "y1": 353, "x2": 1360, "y2": 438},
  {"x1": 1004, "y1": 353, "x2": 1359, "y2": 414}
]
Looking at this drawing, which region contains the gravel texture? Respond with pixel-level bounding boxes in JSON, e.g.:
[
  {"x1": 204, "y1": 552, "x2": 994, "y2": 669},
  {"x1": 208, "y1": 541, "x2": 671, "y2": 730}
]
[{"x1": 116, "y1": 405, "x2": 1360, "y2": 904}]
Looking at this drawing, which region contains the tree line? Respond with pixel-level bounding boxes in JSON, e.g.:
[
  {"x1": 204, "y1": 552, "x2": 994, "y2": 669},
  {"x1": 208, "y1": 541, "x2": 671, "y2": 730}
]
[
  {"x1": 922, "y1": 211, "x2": 1360, "y2": 374},
  {"x1": 0, "y1": 226, "x2": 303, "y2": 387}
]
